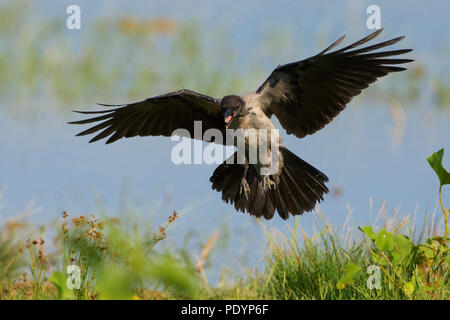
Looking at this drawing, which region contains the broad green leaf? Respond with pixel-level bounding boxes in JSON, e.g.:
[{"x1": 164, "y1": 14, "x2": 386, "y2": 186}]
[
  {"x1": 427, "y1": 148, "x2": 450, "y2": 187},
  {"x1": 375, "y1": 229, "x2": 394, "y2": 251},
  {"x1": 391, "y1": 235, "x2": 412, "y2": 265},
  {"x1": 419, "y1": 247, "x2": 434, "y2": 261},
  {"x1": 336, "y1": 263, "x2": 362, "y2": 289},
  {"x1": 359, "y1": 226, "x2": 376, "y2": 240}
]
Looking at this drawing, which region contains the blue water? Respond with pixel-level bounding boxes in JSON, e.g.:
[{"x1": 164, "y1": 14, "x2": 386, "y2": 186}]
[{"x1": 1, "y1": 0, "x2": 450, "y2": 281}]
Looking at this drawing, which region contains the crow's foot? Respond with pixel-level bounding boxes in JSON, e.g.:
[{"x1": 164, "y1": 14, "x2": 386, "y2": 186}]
[
  {"x1": 239, "y1": 177, "x2": 251, "y2": 200},
  {"x1": 261, "y1": 175, "x2": 276, "y2": 191}
]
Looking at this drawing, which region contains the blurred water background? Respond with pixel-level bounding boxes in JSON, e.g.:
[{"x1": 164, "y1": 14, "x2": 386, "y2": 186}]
[{"x1": 0, "y1": 0, "x2": 449, "y2": 283}]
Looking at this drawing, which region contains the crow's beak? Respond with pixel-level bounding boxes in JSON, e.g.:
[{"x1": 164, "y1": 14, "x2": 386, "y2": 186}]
[
  {"x1": 225, "y1": 115, "x2": 233, "y2": 125},
  {"x1": 224, "y1": 111, "x2": 235, "y2": 127}
]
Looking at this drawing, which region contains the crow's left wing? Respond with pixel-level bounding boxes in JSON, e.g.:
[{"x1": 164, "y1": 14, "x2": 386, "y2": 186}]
[{"x1": 256, "y1": 29, "x2": 413, "y2": 138}]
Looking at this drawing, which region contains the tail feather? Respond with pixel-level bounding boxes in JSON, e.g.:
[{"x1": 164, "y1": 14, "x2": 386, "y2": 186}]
[
  {"x1": 272, "y1": 187, "x2": 289, "y2": 219},
  {"x1": 210, "y1": 147, "x2": 329, "y2": 220}
]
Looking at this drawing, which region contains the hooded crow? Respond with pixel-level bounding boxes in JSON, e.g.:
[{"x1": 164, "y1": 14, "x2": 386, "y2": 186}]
[{"x1": 70, "y1": 29, "x2": 413, "y2": 220}]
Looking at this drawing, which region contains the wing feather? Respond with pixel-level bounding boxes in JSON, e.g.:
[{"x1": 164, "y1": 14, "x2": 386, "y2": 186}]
[
  {"x1": 256, "y1": 29, "x2": 413, "y2": 138},
  {"x1": 69, "y1": 89, "x2": 225, "y2": 144}
]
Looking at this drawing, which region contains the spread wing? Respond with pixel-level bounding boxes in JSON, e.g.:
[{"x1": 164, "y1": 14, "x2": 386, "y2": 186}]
[
  {"x1": 256, "y1": 29, "x2": 413, "y2": 138},
  {"x1": 69, "y1": 89, "x2": 225, "y2": 144}
]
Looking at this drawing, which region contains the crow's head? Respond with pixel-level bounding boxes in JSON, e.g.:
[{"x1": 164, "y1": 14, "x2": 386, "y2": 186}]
[{"x1": 220, "y1": 95, "x2": 244, "y2": 127}]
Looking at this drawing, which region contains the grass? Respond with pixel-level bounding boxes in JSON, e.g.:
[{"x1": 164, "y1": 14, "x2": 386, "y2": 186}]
[
  {"x1": 203, "y1": 204, "x2": 448, "y2": 300},
  {"x1": 253, "y1": 209, "x2": 447, "y2": 300},
  {"x1": 0, "y1": 196, "x2": 447, "y2": 300}
]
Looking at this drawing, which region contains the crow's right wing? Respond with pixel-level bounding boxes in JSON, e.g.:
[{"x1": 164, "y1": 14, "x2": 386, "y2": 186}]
[{"x1": 69, "y1": 89, "x2": 226, "y2": 144}]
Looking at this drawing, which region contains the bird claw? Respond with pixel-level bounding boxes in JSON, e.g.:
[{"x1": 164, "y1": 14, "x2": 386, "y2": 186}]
[
  {"x1": 261, "y1": 175, "x2": 276, "y2": 191},
  {"x1": 239, "y1": 177, "x2": 251, "y2": 200}
]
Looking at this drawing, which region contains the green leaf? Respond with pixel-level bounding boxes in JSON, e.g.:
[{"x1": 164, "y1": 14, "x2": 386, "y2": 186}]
[
  {"x1": 359, "y1": 226, "x2": 376, "y2": 240},
  {"x1": 391, "y1": 235, "x2": 412, "y2": 265},
  {"x1": 336, "y1": 264, "x2": 362, "y2": 289},
  {"x1": 427, "y1": 148, "x2": 450, "y2": 187},
  {"x1": 419, "y1": 239, "x2": 437, "y2": 260},
  {"x1": 375, "y1": 229, "x2": 394, "y2": 251}
]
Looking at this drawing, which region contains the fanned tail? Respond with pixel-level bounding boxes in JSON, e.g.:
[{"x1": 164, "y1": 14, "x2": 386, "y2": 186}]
[{"x1": 210, "y1": 147, "x2": 329, "y2": 220}]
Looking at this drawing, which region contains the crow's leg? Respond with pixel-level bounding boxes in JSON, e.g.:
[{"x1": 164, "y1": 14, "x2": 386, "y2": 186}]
[
  {"x1": 239, "y1": 162, "x2": 251, "y2": 200},
  {"x1": 254, "y1": 161, "x2": 277, "y2": 191}
]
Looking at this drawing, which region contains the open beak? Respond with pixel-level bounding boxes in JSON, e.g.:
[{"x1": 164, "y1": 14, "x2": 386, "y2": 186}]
[{"x1": 224, "y1": 111, "x2": 235, "y2": 127}]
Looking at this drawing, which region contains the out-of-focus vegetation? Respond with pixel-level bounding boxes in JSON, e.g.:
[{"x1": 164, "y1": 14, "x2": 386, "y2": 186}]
[
  {"x1": 1, "y1": 197, "x2": 447, "y2": 300},
  {"x1": 1, "y1": 146, "x2": 448, "y2": 300},
  {"x1": 0, "y1": 1, "x2": 250, "y2": 113},
  {"x1": 433, "y1": 76, "x2": 450, "y2": 109},
  {"x1": 0, "y1": 1, "x2": 449, "y2": 116},
  {"x1": 1, "y1": 209, "x2": 200, "y2": 299}
]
